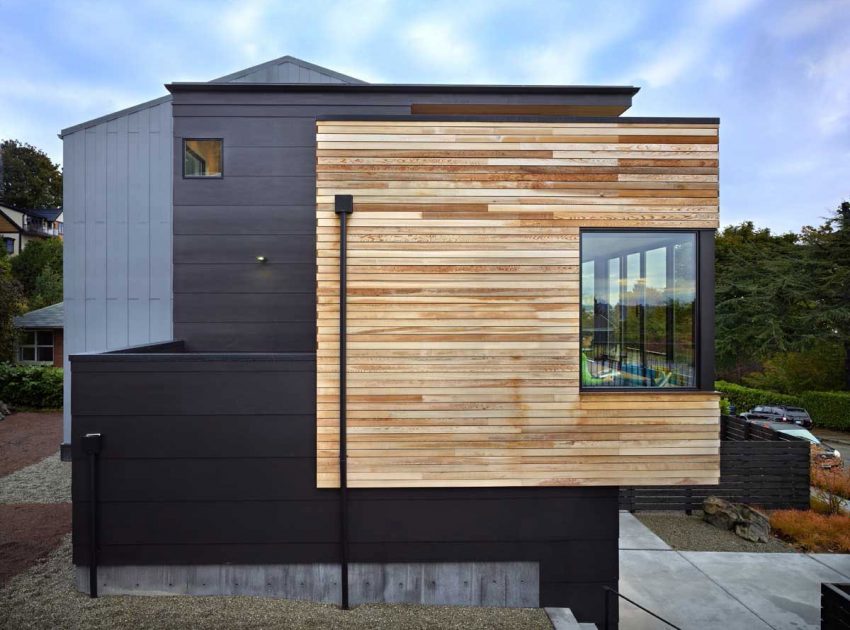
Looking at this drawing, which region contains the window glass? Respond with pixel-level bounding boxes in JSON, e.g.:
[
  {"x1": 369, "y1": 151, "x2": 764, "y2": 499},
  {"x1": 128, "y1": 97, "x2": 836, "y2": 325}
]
[
  {"x1": 20, "y1": 347, "x2": 35, "y2": 361},
  {"x1": 37, "y1": 347, "x2": 53, "y2": 362},
  {"x1": 184, "y1": 139, "x2": 222, "y2": 177},
  {"x1": 22, "y1": 331, "x2": 35, "y2": 345},
  {"x1": 37, "y1": 331, "x2": 53, "y2": 345},
  {"x1": 581, "y1": 232, "x2": 697, "y2": 388}
]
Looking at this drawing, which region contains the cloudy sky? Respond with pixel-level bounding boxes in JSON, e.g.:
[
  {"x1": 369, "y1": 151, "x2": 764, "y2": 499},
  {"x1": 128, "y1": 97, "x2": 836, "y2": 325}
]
[{"x1": 1, "y1": 0, "x2": 848, "y2": 233}]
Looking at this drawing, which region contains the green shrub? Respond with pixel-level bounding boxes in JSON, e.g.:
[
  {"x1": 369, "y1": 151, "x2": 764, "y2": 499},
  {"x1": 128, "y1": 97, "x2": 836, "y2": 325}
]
[
  {"x1": 715, "y1": 380, "x2": 802, "y2": 413},
  {"x1": 800, "y1": 391, "x2": 850, "y2": 431},
  {"x1": 0, "y1": 363, "x2": 63, "y2": 408},
  {"x1": 719, "y1": 397, "x2": 731, "y2": 415}
]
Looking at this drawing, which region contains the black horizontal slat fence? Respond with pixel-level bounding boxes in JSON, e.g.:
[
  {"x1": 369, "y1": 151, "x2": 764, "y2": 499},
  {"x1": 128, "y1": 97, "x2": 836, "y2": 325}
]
[
  {"x1": 821, "y1": 583, "x2": 850, "y2": 629},
  {"x1": 620, "y1": 416, "x2": 811, "y2": 511}
]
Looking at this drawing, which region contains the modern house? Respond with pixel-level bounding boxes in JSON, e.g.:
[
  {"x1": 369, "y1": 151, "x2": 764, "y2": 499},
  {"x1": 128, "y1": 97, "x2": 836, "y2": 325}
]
[
  {"x1": 13, "y1": 302, "x2": 64, "y2": 367},
  {"x1": 63, "y1": 55, "x2": 719, "y2": 627},
  {"x1": 0, "y1": 204, "x2": 63, "y2": 256}
]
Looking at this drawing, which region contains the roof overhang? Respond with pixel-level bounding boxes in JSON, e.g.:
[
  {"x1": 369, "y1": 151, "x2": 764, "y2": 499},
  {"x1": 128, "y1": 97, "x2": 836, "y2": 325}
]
[{"x1": 166, "y1": 82, "x2": 639, "y2": 96}]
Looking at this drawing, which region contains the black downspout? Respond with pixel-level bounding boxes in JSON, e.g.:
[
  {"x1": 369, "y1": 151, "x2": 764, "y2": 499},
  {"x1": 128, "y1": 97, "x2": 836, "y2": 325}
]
[
  {"x1": 335, "y1": 194, "x2": 353, "y2": 610},
  {"x1": 82, "y1": 433, "x2": 103, "y2": 598}
]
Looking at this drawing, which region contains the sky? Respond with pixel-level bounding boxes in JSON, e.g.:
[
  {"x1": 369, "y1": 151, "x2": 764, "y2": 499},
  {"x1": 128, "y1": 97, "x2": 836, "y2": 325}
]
[{"x1": 1, "y1": 0, "x2": 848, "y2": 233}]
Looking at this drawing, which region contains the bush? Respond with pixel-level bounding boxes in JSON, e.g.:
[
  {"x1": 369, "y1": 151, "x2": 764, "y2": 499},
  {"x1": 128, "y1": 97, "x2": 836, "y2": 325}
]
[
  {"x1": 0, "y1": 363, "x2": 63, "y2": 408},
  {"x1": 799, "y1": 391, "x2": 850, "y2": 431},
  {"x1": 770, "y1": 509, "x2": 850, "y2": 552},
  {"x1": 714, "y1": 380, "x2": 802, "y2": 413}
]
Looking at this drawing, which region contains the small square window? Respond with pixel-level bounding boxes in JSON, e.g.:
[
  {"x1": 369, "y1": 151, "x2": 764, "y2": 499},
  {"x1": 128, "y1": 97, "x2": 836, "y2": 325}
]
[{"x1": 183, "y1": 139, "x2": 222, "y2": 178}]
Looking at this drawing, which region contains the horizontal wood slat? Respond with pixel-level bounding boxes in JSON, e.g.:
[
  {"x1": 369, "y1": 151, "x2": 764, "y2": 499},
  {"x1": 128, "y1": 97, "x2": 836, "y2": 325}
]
[{"x1": 316, "y1": 119, "x2": 720, "y2": 488}]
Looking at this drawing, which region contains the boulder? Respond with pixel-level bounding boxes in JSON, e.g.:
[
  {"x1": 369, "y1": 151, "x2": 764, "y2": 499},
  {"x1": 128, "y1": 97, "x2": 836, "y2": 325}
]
[
  {"x1": 0, "y1": 400, "x2": 9, "y2": 416},
  {"x1": 703, "y1": 496, "x2": 740, "y2": 531},
  {"x1": 735, "y1": 505, "x2": 771, "y2": 543},
  {"x1": 702, "y1": 496, "x2": 771, "y2": 543}
]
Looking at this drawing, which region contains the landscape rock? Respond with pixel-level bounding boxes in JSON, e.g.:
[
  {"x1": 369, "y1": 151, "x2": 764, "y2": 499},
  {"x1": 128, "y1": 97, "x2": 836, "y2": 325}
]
[
  {"x1": 0, "y1": 400, "x2": 10, "y2": 416},
  {"x1": 702, "y1": 496, "x2": 771, "y2": 543},
  {"x1": 734, "y1": 505, "x2": 771, "y2": 543}
]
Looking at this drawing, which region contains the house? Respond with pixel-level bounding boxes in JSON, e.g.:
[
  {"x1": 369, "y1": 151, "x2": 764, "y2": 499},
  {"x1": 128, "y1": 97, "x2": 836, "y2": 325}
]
[
  {"x1": 12, "y1": 302, "x2": 64, "y2": 367},
  {"x1": 0, "y1": 204, "x2": 64, "y2": 256},
  {"x1": 62, "y1": 55, "x2": 719, "y2": 627}
]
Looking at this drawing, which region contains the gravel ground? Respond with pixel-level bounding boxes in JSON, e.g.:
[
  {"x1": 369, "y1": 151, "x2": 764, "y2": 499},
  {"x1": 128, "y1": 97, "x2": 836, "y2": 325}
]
[
  {"x1": 0, "y1": 536, "x2": 551, "y2": 630},
  {"x1": 0, "y1": 453, "x2": 70, "y2": 504},
  {"x1": 636, "y1": 511, "x2": 794, "y2": 552}
]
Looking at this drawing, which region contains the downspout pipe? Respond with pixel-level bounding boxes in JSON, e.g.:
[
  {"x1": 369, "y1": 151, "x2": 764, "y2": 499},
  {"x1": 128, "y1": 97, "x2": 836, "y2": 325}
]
[{"x1": 334, "y1": 194, "x2": 353, "y2": 609}]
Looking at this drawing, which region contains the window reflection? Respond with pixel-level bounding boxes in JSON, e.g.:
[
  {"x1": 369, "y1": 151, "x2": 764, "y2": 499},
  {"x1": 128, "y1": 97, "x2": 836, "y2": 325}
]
[{"x1": 581, "y1": 232, "x2": 696, "y2": 388}]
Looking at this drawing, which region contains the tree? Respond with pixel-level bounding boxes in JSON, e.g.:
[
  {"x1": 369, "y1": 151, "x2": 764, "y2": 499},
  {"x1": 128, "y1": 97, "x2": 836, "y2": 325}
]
[
  {"x1": 801, "y1": 201, "x2": 850, "y2": 389},
  {"x1": 714, "y1": 222, "x2": 812, "y2": 381},
  {"x1": 30, "y1": 265, "x2": 63, "y2": 310},
  {"x1": 0, "y1": 249, "x2": 25, "y2": 362},
  {"x1": 10, "y1": 238, "x2": 62, "y2": 302},
  {"x1": 0, "y1": 140, "x2": 62, "y2": 209}
]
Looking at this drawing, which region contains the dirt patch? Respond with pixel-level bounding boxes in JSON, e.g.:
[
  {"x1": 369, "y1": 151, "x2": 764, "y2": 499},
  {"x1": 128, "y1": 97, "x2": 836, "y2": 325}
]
[
  {"x1": 0, "y1": 504, "x2": 71, "y2": 586},
  {"x1": 0, "y1": 412, "x2": 63, "y2": 477}
]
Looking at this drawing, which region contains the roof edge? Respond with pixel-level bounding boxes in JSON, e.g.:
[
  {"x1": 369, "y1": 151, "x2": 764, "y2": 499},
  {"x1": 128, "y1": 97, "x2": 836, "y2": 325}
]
[
  {"x1": 166, "y1": 82, "x2": 640, "y2": 95},
  {"x1": 211, "y1": 54, "x2": 367, "y2": 84},
  {"x1": 316, "y1": 114, "x2": 719, "y2": 124},
  {"x1": 59, "y1": 94, "x2": 171, "y2": 138}
]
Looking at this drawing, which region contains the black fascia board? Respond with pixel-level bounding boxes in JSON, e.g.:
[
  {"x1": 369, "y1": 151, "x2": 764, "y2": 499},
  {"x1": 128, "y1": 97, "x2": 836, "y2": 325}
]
[{"x1": 165, "y1": 82, "x2": 640, "y2": 96}]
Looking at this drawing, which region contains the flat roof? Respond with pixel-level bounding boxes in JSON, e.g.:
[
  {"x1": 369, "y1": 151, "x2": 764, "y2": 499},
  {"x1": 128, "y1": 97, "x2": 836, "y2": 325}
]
[
  {"x1": 316, "y1": 113, "x2": 720, "y2": 124},
  {"x1": 165, "y1": 82, "x2": 640, "y2": 95}
]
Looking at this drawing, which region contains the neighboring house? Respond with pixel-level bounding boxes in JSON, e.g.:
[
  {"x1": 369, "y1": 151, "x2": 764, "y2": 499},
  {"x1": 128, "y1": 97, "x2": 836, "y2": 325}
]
[
  {"x1": 0, "y1": 204, "x2": 63, "y2": 256},
  {"x1": 62, "y1": 55, "x2": 719, "y2": 627},
  {"x1": 12, "y1": 302, "x2": 63, "y2": 367}
]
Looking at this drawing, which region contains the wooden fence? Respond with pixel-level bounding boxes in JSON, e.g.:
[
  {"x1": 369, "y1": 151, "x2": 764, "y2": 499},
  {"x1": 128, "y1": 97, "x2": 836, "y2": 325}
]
[{"x1": 620, "y1": 416, "x2": 811, "y2": 511}]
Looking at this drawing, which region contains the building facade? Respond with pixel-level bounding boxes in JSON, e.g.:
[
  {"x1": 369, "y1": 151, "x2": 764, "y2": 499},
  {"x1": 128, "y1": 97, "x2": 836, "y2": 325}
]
[{"x1": 64, "y1": 56, "x2": 719, "y2": 627}]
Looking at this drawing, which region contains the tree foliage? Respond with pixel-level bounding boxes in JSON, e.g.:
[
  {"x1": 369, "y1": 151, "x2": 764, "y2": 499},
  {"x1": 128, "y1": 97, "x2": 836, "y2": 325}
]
[
  {"x1": 0, "y1": 249, "x2": 25, "y2": 362},
  {"x1": 716, "y1": 202, "x2": 850, "y2": 390},
  {"x1": 10, "y1": 238, "x2": 62, "y2": 303},
  {"x1": 0, "y1": 140, "x2": 62, "y2": 209},
  {"x1": 30, "y1": 265, "x2": 63, "y2": 311}
]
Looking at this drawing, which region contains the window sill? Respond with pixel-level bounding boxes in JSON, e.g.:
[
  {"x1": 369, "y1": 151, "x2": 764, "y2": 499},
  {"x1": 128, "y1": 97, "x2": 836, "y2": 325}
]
[{"x1": 579, "y1": 388, "x2": 718, "y2": 395}]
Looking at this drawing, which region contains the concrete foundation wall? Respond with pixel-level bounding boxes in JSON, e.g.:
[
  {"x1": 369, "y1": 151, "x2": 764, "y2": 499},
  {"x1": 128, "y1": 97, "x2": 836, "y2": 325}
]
[{"x1": 75, "y1": 561, "x2": 539, "y2": 608}]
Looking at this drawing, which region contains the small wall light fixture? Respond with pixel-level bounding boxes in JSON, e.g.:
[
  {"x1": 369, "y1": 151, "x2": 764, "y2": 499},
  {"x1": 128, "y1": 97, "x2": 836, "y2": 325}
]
[{"x1": 256, "y1": 255, "x2": 268, "y2": 263}]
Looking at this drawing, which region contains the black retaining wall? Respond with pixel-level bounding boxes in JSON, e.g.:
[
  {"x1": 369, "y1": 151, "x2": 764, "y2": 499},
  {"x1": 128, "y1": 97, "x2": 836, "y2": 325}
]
[{"x1": 71, "y1": 351, "x2": 618, "y2": 625}]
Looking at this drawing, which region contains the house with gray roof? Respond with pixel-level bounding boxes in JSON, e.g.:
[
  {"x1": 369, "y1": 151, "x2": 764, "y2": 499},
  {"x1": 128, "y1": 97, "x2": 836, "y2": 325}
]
[{"x1": 13, "y1": 302, "x2": 63, "y2": 367}]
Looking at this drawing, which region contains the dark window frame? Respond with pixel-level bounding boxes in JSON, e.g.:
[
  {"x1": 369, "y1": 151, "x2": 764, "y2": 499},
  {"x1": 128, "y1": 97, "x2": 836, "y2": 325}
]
[
  {"x1": 578, "y1": 228, "x2": 715, "y2": 392},
  {"x1": 18, "y1": 329, "x2": 55, "y2": 365},
  {"x1": 182, "y1": 138, "x2": 224, "y2": 179}
]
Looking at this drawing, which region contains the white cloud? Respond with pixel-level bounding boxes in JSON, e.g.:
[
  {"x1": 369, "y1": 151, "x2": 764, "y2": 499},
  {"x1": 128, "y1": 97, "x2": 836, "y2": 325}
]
[
  {"x1": 771, "y1": 0, "x2": 850, "y2": 38},
  {"x1": 627, "y1": 0, "x2": 763, "y2": 87}
]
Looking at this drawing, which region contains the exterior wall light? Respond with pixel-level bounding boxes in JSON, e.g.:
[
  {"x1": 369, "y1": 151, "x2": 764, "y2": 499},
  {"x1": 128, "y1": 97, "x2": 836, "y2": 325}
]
[{"x1": 256, "y1": 255, "x2": 268, "y2": 263}]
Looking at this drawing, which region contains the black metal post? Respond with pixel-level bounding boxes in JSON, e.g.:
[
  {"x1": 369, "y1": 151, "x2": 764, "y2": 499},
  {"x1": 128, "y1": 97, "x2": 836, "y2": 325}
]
[
  {"x1": 335, "y1": 194, "x2": 353, "y2": 610},
  {"x1": 82, "y1": 433, "x2": 103, "y2": 598},
  {"x1": 604, "y1": 586, "x2": 611, "y2": 630}
]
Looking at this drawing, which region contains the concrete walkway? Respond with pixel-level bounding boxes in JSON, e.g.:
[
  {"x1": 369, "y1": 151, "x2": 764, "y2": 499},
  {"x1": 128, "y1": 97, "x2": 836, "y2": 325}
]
[{"x1": 618, "y1": 512, "x2": 850, "y2": 629}]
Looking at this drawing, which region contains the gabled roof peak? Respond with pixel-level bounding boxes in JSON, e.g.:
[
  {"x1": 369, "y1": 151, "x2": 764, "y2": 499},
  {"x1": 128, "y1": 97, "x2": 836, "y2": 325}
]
[{"x1": 211, "y1": 55, "x2": 366, "y2": 85}]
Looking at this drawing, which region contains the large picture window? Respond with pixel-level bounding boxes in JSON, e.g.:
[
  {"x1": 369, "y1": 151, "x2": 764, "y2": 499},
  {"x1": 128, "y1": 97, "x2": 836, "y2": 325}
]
[{"x1": 581, "y1": 231, "x2": 697, "y2": 388}]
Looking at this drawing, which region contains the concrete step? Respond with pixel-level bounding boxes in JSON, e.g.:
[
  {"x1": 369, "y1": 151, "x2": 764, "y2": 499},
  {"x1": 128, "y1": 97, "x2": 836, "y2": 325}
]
[{"x1": 544, "y1": 607, "x2": 598, "y2": 629}]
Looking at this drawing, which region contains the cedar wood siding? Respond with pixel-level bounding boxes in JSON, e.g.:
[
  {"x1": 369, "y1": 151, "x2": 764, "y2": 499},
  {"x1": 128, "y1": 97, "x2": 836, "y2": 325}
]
[{"x1": 315, "y1": 119, "x2": 720, "y2": 488}]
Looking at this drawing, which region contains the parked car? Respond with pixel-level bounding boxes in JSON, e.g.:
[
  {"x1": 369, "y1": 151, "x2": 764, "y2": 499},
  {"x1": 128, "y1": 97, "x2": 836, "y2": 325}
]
[{"x1": 739, "y1": 405, "x2": 813, "y2": 428}]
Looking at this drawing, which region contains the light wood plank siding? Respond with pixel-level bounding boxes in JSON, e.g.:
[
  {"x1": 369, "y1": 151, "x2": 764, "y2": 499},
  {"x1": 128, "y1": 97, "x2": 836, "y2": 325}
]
[{"x1": 316, "y1": 120, "x2": 720, "y2": 488}]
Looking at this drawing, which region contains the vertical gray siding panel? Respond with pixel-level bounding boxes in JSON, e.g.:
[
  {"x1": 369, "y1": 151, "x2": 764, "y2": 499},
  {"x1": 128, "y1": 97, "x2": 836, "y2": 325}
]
[
  {"x1": 106, "y1": 116, "x2": 130, "y2": 349},
  {"x1": 61, "y1": 101, "x2": 173, "y2": 443}
]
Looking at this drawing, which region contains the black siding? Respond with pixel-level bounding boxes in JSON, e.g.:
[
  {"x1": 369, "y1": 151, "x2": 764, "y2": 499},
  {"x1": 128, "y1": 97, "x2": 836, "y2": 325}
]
[{"x1": 71, "y1": 353, "x2": 618, "y2": 626}]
